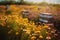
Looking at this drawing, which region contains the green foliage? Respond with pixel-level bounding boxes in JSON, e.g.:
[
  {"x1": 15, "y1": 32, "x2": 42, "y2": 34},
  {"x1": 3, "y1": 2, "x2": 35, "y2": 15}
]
[
  {"x1": 40, "y1": 29, "x2": 47, "y2": 38},
  {"x1": 21, "y1": 33, "x2": 29, "y2": 40}
]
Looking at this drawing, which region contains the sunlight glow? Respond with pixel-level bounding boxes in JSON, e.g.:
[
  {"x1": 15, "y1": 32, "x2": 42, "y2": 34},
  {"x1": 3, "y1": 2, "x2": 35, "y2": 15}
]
[{"x1": 24, "y1": 0, "x2": 60, "y2": 4}]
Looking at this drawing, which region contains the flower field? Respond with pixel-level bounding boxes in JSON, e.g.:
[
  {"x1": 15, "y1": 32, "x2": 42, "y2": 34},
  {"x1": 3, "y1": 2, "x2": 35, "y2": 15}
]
[{"x1": 0, "y1": 5, "x2": 60, "y2": 40}]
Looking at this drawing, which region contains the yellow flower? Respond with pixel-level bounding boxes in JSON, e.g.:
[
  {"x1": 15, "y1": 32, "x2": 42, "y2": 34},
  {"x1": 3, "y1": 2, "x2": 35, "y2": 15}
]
[
  {"x1": 26, "y1": 29, "x2": 30, "y2": 34},
  {"x1": 34, "y1": 31, "x2": 40, "y2": 34},
  {"x1": 43, "y1": 26, "x2": 48, "y2": 28},
  {"x1": 24, "y1": 23, "x2": 28, "y2": 26},
  {"x1": 16, "y1": 32, "x2": 19, "y2": 35},
  {"x1": 39, "y1": 35, "x2": 43, "y2": 38},
  {"x1": 23, "y1": 18, "x2": 28, "y2": 23},
  {"x1": 31, "y1": 36, "x2": 36, "y2": 39},
  {"x1": 26, "y1": 31, "x2": 30, "y2": 34},
  {"x1": 46, "y1": 32, "x2": 48, "y2": 34},
  {"x1": 34, "y1": 27, "x2": 41, "y2": 31},
  {"x1": 27, "y1": 28, "x2": 30, "y2": 30}
]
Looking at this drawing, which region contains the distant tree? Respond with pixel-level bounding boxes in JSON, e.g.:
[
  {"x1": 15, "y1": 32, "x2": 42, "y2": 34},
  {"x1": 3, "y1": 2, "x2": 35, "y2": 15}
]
[{"x1": 18, "y1": 0, "x2": 24, "y2": 4}]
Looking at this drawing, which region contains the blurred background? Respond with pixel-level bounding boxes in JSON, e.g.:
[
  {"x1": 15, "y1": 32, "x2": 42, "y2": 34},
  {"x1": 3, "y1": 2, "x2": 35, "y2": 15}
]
[{"x1": 0, "y1": 0, "x2": 60, "y2": 40}]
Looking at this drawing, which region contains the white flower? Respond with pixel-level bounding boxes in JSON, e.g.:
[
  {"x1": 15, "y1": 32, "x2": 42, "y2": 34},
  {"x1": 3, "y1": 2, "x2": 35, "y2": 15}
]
[{"x1": 46, "y1": 36, "x2": 51, "y2": 39}]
